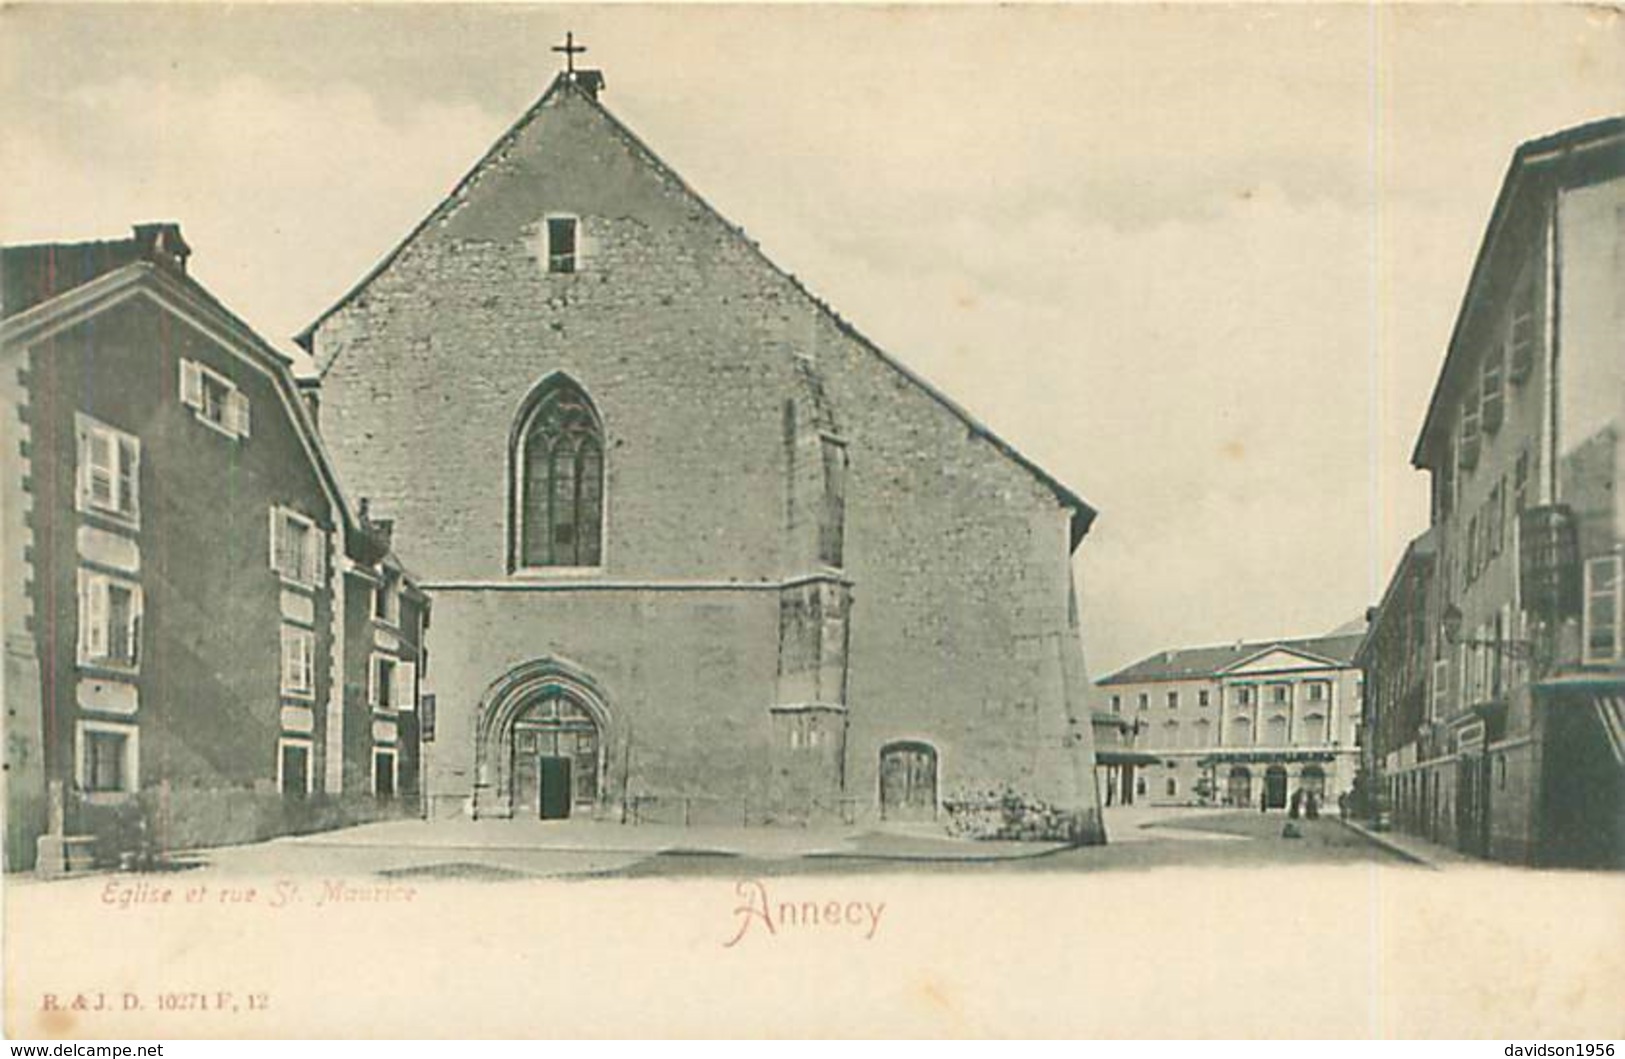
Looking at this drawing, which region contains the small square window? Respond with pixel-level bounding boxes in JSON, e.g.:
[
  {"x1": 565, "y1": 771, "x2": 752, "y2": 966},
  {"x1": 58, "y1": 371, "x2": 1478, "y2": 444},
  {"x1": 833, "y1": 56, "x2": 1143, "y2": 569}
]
[
  {"x1": 78, "y1": 722, "x2": 137, "y2": 795},
  {"x1": 547, "y1": 216, "x2": 577, "y2": 274},
  {"x1": 180, "y1": 360, "x2": 250, "y2": 438}
]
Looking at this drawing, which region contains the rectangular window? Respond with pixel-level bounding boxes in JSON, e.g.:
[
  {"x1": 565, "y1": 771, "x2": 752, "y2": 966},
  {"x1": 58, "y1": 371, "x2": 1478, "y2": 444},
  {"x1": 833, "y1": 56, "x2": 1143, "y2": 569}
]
[
  {"x1": 373, "y1": 750, "x2": 397, "y2": 798},
  {"x1": 1137, "y1": 693, "x2": 1149, "y2": 711},
  {"x1": 1583, "y1": 555, "x2": 1622, "y2": 664},
  {"x1": 78, "y1": 722, "x2": 137, "y2": 795},
  {"x1": 1270, "y1": 684, "x2": 1290, "y2": 705},
  {"x1": 1235, "y1": 686, "x2": 1253, "y2": 706},
  {"x1": 370, "y1": 655, "x2": 398, "y2": 710},
  {"x1": 1198, "y1": 690, "x2": 1209, "y2": 707},
  {"x1": 179, "y1": 359, "x2": 250, "y2": 438},
  {"x1": 1167, "y1": 691, "x2": 1179, "y2": 710},
  {"x1": 270, "y1": 507, "x2": 324, "y2": 586},
  {"x1": 84, "y1": 730, "x2": 127, "y2": 792},
  {"x1": 279, "y1": 740, "x2": 312, "y2": 798},
  {"x1": 76, "y1": 417, "x2": 140, "y2": 523},
  {"x1": 1306, "y1": 681, "x2": 1326, "y2": 702},
  {"x1": 818, "y1": 437, "x2": 848, "y2": 569},
  {"x1": 281, "y1": 626, "x2": 315, "y2": 697},
  {"x1": 78, "y1": 571, "x2": 142, "y2": 669},
  {"x1": 1110, "y1": 694, "x2": 1122, "y2": 714},
  {"x1": 373, "y1": 575, "x2": 399, "y2": 624},
  {"x1": 547, "y1": 216, "x2": 577, "y2": 274}
]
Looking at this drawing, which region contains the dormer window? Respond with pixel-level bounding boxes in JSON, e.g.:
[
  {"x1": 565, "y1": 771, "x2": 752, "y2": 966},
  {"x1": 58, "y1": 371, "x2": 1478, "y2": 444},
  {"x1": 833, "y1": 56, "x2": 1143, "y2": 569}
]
[{"x1": 547, "y1": 216, "x2": 578, "y2": 274}]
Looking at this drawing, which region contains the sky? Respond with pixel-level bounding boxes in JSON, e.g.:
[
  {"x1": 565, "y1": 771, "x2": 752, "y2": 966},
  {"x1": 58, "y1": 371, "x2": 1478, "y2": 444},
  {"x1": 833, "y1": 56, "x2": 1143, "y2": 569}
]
[{"x1": 2, "y1": 4, "x2": 1621, "y2": 675}]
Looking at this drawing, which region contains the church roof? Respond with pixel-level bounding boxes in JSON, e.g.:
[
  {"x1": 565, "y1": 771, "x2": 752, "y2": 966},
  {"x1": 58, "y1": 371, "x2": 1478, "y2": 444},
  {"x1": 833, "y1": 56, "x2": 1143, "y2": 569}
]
[
  {"x1": 1099, "y1": 631, "x2": 1366, "y2": 686},
  {"x1": 295, "y1": 72, "x2": 1099, "y2": 544}
]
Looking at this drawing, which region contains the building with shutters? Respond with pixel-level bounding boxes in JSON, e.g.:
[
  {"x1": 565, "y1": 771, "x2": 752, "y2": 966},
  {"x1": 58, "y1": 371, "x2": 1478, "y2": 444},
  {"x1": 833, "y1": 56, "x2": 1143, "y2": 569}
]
[
  {"x1": 1096, "y1": 631, "x2": 1365, "y2": 810},
  {"x1": 296, "y1": 65, "x2": 1107, "y2": 839},
  {"x1": 1, "y1": 224, "x2": 427, "y2": 872},
  {"x1": 1358, "y1": 116, "x2": 1625, "y2": 867}
]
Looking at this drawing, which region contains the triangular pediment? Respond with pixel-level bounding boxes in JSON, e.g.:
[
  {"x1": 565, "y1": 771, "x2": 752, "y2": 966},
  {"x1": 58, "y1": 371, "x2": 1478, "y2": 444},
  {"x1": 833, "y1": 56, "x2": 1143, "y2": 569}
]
[{"x1": 1221, "y1": 646, "x2": 1341, "y2": 676}]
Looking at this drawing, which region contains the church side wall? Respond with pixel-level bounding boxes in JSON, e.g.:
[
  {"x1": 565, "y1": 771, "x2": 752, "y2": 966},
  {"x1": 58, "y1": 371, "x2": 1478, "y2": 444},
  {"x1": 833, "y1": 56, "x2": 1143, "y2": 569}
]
[{"x1": 801, "y1": 312, "x2": 1098, "y2": 821}]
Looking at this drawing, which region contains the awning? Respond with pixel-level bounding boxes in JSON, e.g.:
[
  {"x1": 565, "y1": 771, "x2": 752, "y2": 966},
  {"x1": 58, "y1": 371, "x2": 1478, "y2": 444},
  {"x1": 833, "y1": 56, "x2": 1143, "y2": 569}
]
[
  {"x1": 1596, "y1": 693, "x2": 1625, "y2": 767},
  {"x1": 1534, "y1": 674, "x2": 1625, "y2": 768},
  {"x1": 1095, "y1": 750, "x2": 1163, "y2": 767}
]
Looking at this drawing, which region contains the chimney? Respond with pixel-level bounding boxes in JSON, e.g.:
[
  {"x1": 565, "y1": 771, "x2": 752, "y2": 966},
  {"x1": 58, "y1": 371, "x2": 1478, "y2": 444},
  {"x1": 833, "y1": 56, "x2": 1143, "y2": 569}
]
[
  {"x1": 570, "y1": 69, "x2": 605, "y2": 100},
  {"x1": 296, "y1": 377, "x2": 321, "y2": 430},
  {"x1": 131, "y1": 222, "x2": 191, "y2": 274}
]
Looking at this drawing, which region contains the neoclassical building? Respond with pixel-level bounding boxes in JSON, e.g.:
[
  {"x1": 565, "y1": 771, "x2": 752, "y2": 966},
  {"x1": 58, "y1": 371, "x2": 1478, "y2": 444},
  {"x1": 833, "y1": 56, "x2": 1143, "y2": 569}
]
[
  {"x1": 296, "y1": 66, "x2": 1106, "y2": 837},
  {"x1": 1097, "y1": 631, "x2": 1365, "y2": 810}
]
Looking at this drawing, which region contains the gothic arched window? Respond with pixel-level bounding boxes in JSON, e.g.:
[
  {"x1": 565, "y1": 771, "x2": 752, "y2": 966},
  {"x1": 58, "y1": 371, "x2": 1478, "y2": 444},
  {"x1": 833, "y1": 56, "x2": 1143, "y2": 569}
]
[{"x1": 514, "y1": 377, "x2": 603, "y2": 568}]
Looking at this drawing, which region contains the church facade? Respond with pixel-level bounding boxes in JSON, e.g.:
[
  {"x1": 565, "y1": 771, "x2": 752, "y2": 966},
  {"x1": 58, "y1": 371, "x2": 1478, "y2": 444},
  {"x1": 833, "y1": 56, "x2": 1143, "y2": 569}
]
[{"x1": 299, "y1": 69, "x2": 1105, "y2": 839}]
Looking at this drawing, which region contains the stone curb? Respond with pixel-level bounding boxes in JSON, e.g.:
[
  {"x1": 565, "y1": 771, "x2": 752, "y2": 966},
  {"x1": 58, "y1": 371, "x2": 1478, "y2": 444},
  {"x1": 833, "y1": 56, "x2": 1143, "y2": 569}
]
[{"x1": 1335, "y1": 817, "x2": 1441, "y2": 870}]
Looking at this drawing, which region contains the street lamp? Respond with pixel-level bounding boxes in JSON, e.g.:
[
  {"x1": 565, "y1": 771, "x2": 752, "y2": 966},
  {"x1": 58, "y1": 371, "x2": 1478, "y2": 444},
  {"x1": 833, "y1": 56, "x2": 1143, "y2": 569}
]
[{"x1": 1440, "y1": 603, "x2": 1533, "y2": 660}]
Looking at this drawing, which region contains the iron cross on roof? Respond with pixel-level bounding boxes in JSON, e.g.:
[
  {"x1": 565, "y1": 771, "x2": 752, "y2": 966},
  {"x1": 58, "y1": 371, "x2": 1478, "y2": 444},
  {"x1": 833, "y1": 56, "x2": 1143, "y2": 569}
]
[{"x1": 552, "y1": 31, "x2": 587, "y2": 74}]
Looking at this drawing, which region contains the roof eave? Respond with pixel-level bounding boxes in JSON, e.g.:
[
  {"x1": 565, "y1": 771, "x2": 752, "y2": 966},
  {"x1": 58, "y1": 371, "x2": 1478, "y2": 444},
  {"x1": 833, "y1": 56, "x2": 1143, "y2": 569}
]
[{"x1": 1411, "y1": 116, "x2": 1625, "y2": 469}]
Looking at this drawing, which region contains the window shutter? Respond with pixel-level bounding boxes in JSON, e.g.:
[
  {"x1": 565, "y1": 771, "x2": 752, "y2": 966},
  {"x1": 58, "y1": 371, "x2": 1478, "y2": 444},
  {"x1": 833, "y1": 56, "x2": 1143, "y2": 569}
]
[
  {"x1": 396, "y1": 661, "x2": 417, "y2": 712},
  {"x1": 307, "y1": 529, "x2": 326, "y2": 585},
  {"x1": 128, "y1": 587, "x2": 143, "y2": 667},
  {"x1": 269, "y1": 508, "x2": 283, "y2": 574},
  {"x1": 117, "y1": 436, "x2": 140, "y2": 517},
  {"x1": 85, "y1": 579, "x2": 109, "y2": 659},
  {"x1": 228, "y1": 390, "x2": 251, "y2": 438},
  {"x1": 180, "y1": 359, "x2": 203, "y2": 409},
  {"x1": 87, "y1": 431, "x2": 116, "y2": 508},
  {"x1": 281, "y1": 629, "x2": 295, "y2": 689},
  {"x1": 368, "y1": 656, "x2": 379, "y2": 709}
]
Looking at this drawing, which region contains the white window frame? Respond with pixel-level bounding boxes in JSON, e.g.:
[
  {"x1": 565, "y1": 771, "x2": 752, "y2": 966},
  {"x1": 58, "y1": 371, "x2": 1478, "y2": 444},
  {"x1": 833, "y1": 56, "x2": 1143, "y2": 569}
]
[
  {"x1": 372, "y1": 747, "x2": 399, "y2": 798},
  {"x1": 76, "y1": 719, "x2": 139, "y2": 798},
  {"x1": 276, "y1": 736, "x2": 316, "y2": 795},
  {"x1": 373, "y1": 574, "x2": 400, "y2": 626},
  {"x1": 369, "y1": 653, "x2": 399, "y2": 711},
  {"x1": 1582, "y1": 554, "x2": 1623, "y2": 664},
  {"x1": 75, "y1": 415, "x2": 140, "y2": 525},
  {"x1": 269, "y1": 506, "x2": 325, "y2": 588},
  {"x1": 179, "y1": 358, "x2": 251, "y2": 439},
  {"x1": 77, "y1": 569, "x2": 142, "y2": 671},
  {"x1": 280, "y1": 625, "x2": 316, "y2": 699}
]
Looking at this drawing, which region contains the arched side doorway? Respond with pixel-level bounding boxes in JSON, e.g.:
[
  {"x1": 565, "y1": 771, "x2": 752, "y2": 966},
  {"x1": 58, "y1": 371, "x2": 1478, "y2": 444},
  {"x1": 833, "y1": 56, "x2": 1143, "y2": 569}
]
[
  {"x1": 1227, "y1": 765, "x2": 1253, "y2": 807},
  {"x1": 475, "y1": 658, "x2": 614, "y2": 820},
  {"x1": 1264, "y1": 765, "x2": 1289, "y2": 809},
  {"x1": 879, "y1": 741, "x2": 937, "y2": 821}
]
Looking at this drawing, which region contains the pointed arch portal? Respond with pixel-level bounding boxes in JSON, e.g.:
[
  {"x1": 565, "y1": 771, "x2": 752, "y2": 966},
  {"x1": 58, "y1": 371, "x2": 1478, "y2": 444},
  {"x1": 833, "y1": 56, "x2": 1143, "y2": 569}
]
[{"x1": 475, "y1": 658, "x2": 614, "y2": 819}]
